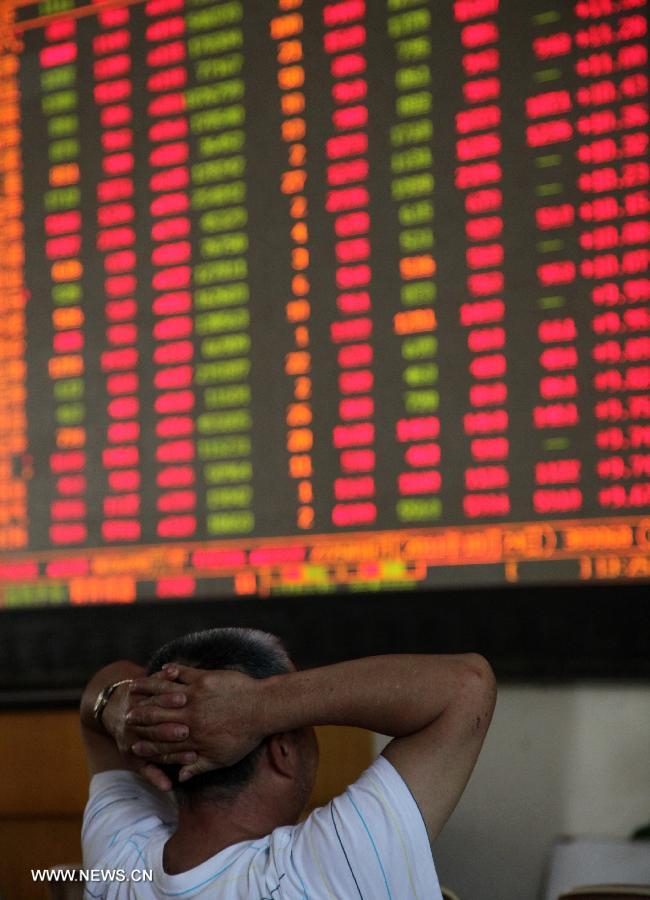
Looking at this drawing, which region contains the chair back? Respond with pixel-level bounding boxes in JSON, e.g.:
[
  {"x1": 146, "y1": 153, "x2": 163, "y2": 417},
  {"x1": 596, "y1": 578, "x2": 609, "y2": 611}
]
[
  {"x1": 441, "y1": 888, "x2": 462, "y2": 900},
  {"x1": 558, "y1": 886, "x2": 650, "y2": 900}
]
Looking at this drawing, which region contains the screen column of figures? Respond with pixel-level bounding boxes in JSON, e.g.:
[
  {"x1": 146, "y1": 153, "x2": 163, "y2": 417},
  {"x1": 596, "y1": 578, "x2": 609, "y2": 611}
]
[{"x1": 0, "y1": 0, "x2": 649, "y2": 605}]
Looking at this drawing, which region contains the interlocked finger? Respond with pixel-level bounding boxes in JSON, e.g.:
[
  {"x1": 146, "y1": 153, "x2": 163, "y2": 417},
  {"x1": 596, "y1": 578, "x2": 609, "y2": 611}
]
[
  {"x1": 130, "y1": 721, "x2": 190, "y2": 742},
  {"x1": 156, "y1": 750, "x2": 198, "y2": 766},
  {"x1": 130, "y1": 676, "x2": 184, "y2": 696},
  {"x1": 137, "y1": 764, "x2": 172, "y2": 792},
  {"x1": 132, "y1": 739, "x2": 195, "y2": 758},
  {"x1": 126, "y1": 704, "x2": 188, "y2": 727},
  {"x1": 133, "y1": 692, "x2": 187, "y2": 710}
]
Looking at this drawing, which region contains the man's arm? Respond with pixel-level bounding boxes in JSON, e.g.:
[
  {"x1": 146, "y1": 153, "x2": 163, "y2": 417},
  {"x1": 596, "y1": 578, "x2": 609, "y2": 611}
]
[
  {"x1": 264, "y1": 653, "x2": 495, "y2": 840},
  {"x1": 80, "y1": 661, "x2": 192, "y2": 789},
  {"x1": 128, "y1": 653, "x2": 496, "y2": 840}
]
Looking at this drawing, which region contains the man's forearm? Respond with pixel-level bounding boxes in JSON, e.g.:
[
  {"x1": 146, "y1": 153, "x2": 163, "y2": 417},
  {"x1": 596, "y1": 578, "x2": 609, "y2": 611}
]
[{"x1": 259, "y1": 653, "x2": 488, "y2": 738}]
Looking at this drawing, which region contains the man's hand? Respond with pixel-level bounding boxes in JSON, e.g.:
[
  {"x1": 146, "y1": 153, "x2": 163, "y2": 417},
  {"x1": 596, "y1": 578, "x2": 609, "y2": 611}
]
[
  {"x1": 127, "y1": 665, "x2": 265, "y2": 782},
  {"x1": 104, "y1": 677, "x2": 197, "y2": 790},
  {"x1": 80, "y1": 661, "x2": 198, "y2": 790}
]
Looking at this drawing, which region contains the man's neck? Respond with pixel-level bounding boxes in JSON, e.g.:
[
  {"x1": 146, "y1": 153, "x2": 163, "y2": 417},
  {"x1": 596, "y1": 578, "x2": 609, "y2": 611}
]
[{"x1": 163, "y1": 786, "x2": 295, "y2": 875}]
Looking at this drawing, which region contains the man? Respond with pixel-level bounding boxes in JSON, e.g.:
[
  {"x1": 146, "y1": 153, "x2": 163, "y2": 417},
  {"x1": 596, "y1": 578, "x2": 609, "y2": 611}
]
[{"x1": 81, "y1": 626, "x2": 496, "y2": 898}]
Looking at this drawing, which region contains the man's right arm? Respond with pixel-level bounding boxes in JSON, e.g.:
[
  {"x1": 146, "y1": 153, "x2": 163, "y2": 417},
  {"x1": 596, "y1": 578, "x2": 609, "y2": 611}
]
[
  {"x1": 129, "y1": 653, "x2": 496, "y2": 841},
  {"x1": 262, "y1": 653, "x2": 496, "y2": 841}
]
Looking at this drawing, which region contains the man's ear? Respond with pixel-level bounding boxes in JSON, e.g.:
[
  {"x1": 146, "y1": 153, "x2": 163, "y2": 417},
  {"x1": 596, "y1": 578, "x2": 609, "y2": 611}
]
[{"x1": 266, "y1": 733, "x2": 298, "y2": 779}]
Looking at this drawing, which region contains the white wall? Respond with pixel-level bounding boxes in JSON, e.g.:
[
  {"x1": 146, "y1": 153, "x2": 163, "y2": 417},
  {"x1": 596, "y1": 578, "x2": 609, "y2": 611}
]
[{"x1": 375, "y1": 685, "x2": 650, "y2": 900}]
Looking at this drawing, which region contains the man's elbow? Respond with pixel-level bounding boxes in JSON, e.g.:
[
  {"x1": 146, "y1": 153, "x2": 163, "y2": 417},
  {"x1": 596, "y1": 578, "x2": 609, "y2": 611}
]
[
  {"x1": 455, "y1": 653, "x2": 497, "y2": 724},
  {"x1": 460, "y1": 652, "x2": 496, "y2": 685}
]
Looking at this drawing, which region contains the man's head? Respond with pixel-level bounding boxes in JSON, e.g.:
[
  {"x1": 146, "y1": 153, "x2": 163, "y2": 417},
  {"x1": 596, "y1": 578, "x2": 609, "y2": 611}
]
[{"x1": 146, "y1": 627, "x2": 318, "y2": 818}]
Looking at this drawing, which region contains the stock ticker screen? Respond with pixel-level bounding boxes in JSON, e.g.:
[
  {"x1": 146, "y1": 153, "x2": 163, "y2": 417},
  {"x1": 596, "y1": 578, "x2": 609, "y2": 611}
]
[{"x1": 0, "y1": 0, "x2": 649, "y2": 607}]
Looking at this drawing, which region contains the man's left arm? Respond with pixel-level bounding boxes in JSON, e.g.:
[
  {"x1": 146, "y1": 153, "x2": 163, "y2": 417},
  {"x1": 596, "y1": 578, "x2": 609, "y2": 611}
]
[
  {"x1": 80, "y1": 661, "x2": 191, "y2": 789},
  {"x1": 80, "y1": 662, "x2": 193, "y2": 871}
]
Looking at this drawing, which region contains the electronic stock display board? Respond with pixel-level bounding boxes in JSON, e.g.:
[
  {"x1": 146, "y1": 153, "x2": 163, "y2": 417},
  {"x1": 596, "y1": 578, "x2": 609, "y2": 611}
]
[{"x1": 0, "y1": 0, "x2": 649, "y2": 609}]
